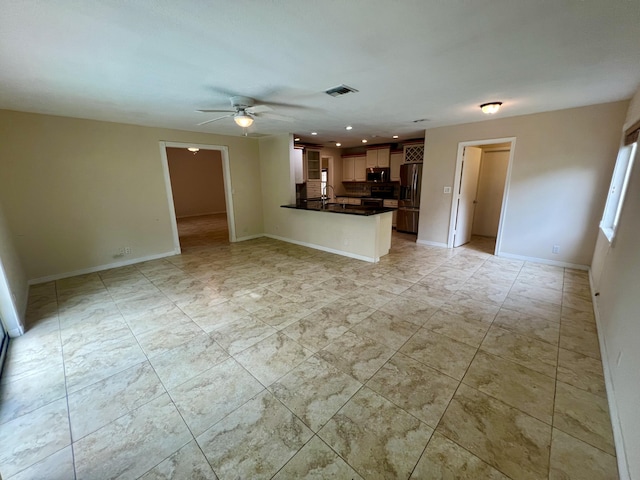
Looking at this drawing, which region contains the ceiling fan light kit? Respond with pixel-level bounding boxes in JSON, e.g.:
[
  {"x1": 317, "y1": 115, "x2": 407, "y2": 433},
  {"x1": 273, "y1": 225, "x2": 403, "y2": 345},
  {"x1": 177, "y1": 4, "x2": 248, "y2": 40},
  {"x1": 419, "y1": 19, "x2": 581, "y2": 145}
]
[
  {"x1": 197, "y1": 94, "x2": 294, "y2": 130},
  {"x1": 233, "y1": 111, "x2": 254, "y2": 127},
  {"x1": 480, "y1": 102, "x2": 503, "y2": 114}
]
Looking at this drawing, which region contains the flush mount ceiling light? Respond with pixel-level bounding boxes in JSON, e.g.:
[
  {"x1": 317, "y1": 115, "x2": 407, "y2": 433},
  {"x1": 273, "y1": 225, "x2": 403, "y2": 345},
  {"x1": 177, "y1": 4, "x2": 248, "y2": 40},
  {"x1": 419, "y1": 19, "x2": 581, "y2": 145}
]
[
  {"x1": 345, "y1": 125, "x2": 353, "y2": 130},
  {"x1": 311, "y1": 132, "x2": 318, "y2": 135},
  {"x1": 336, "y1": 142, "x2": 342, "y2": 147},
  {"x1": 294, "y1": 137, "x2": 300, "y2": 141},
  {"x1": 480, "y1": 102, "x2": 503, "y2": 114},
  {"x1": 187, "y1": 147, "x2": 200, "y2": 153},
  {"x1": 392, "y1": 135, "x2": 399, "y2": 139},
  {"x1": 233, "y1": 111, "x2": 254, "y2": 127},
  {"x1": 362, "y1": 139, "x2": 368, "y2": 143}
]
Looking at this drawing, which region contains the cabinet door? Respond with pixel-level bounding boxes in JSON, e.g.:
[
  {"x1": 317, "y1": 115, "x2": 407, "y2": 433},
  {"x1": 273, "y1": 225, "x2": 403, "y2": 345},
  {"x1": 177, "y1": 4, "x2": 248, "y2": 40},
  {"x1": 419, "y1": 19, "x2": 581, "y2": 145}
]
[
  {"x1": 377, "y1": 148, "x2": 390, "y2": 167},
  {"x1": 390, "y1": 153, "x2": 402, "y2": 181},
  {"x1": 354, "y1": 156, "x2": 366, "y2": 181},
  {"x1": 342, "y1": 157, "x2": 355, "y2": 181},
  {"x1": 306, "y1": 150, "x2": 321, "y2": 180},
  {"x1": 366, "y1": 149, "x2": 378, "y2": 168}
]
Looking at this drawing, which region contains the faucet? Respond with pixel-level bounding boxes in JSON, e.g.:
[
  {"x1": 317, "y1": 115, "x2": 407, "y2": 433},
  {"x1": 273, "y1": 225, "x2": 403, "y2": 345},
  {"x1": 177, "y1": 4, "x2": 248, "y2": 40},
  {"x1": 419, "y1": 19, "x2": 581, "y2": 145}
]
[{"x1": 322, "y1": 184, "x2": 335, "y2": 208}]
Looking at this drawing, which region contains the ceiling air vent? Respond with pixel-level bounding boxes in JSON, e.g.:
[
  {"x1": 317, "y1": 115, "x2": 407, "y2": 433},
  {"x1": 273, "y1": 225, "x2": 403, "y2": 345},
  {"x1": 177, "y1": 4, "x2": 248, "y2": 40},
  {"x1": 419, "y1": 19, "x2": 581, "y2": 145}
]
[{"x1": 325, "y1": 84, "x2": 359, "y2": 97}]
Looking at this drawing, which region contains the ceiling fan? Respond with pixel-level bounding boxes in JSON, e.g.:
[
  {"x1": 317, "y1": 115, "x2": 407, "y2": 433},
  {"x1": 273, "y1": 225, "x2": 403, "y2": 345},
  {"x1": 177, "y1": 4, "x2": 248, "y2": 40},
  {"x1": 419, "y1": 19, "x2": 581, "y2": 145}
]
[{"x1": 196, "y1": 95, "x2": 294, "y2": 128}]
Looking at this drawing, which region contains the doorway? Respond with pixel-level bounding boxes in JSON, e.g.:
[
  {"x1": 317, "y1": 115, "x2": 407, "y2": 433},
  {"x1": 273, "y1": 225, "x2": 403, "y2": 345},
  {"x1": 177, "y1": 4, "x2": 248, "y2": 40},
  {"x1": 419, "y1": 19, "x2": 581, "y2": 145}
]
[
  {"x1": 159, "y1": 142, "x2": 236, "y2": 253},
  {"x1": 447, "y1": 137, "x2": 515, "y2": 255}
]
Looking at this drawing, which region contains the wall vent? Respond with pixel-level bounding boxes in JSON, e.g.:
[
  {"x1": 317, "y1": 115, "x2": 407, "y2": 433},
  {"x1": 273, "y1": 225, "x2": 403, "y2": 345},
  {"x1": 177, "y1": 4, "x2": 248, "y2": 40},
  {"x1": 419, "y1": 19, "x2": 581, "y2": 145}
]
[{"x1": 325, "y1": 84, "x2": 359, "y2": 97}]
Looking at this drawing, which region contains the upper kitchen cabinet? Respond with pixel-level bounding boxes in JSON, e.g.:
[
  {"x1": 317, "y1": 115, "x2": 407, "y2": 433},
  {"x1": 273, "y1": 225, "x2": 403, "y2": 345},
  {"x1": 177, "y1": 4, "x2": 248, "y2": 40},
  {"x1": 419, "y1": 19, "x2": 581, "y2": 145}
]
[
  {"x1": 366, "y1": 147, "x2": 390, "y2": 168},
  {"x1": 304, "y1": 149, "x2": 321, "y2": 180},
  {"x1": 390, "y1": 152, "x2": 403, "y2": 181},
  {"x1": 342, "y1": 155, "x2": 366, "y2": 181}
]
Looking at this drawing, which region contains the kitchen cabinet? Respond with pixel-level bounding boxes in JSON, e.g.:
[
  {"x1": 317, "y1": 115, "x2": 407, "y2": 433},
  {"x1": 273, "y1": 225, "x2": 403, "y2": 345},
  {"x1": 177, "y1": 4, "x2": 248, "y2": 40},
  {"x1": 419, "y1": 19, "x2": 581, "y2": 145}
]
[
  {"x1": 390, "y1": 152, "x2": 402, "y2": 181},
  {"x1": 342, "y1": 155, "x2": 366, "y2": 182},
  {"x1": 366, "y1": 147, "x2": 390, "y2": 168},
  {"x1": 336, "y1": 197, "x2": 362, "y2": 205},
  {"x1": 383, "y1": 199, "x2": 398, "y2": 227},
  {"x1": 293, "y1": 148, "x2": 304, "y2": 183},
  {"x1": 305, "y1": 149, "x2": 321, "y2": 180}
]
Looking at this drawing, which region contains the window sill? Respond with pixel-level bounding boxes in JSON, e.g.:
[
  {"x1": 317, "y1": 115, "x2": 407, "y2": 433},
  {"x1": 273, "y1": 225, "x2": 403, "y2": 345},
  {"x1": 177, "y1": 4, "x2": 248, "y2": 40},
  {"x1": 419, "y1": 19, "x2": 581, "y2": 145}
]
[{"x1": 600, "y1": 226, "x2": 615, "y2": 244}]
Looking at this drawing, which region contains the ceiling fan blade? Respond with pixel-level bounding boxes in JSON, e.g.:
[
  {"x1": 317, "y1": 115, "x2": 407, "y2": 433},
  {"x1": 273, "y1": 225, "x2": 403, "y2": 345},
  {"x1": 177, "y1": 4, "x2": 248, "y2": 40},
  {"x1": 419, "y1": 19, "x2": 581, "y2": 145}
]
[
  {"x1": 256, "y1": 112, "x2": 295, "y2": 123},
  {"x1": 197, "y1": 114, "x2": 233, "y2": 126},
  {"x1": 197, "y1": 109, "x2": 234, "y2": 113},
  {"x1": 247, "y1": 104, "x2": 272, "y2": 114}
]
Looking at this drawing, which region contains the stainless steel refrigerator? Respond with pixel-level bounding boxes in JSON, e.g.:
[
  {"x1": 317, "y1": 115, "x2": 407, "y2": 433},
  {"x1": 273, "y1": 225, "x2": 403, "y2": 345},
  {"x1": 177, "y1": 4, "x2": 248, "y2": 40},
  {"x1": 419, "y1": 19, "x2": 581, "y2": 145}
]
[{"x1": 397, "y1": 163, "x2": 422, "y2": 233}]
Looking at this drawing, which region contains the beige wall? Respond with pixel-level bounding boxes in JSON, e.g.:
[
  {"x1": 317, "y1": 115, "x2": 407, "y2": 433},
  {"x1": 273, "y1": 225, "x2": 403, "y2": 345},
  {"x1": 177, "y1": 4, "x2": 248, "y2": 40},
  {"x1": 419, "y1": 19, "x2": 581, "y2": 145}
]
[
  {"x1": 472, "y1": 148, "x2": 510, "y2": 237},
  {"x1": 0, "y1": 201, "x2": 27, "y2": 335},
  {"x1": 420, "y1": 101, "x2": 628, "y2": 266},
  {"x1": 166, "y1": 147, "x2": 226, "y2": 218},
  {"x1": 0, "y1": 109, "x2": 263, "y2": 281},
  {"x1": 591, "y1": 86, "x2": 640, "y2": 480}
]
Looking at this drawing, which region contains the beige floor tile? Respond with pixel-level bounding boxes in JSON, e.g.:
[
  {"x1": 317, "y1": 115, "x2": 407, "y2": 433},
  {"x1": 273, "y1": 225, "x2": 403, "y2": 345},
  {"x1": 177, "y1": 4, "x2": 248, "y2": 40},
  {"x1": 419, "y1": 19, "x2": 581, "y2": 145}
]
[
  {"x1": 437, "y1": 384, "x2": 551, "y2": 480},
  {"x1": 510, "y1": 280, "x2": 563, "y2": 305},
  {"x1": 480, "y1": 325, "x2": 558, "y2": 378},
  {"x1": 63, "y1": 332, "x2": 147, "y2": 393},
  {"x1": 549, "y1": 428, "x2": 618, "y2": 480},
  {"x1": 554, "y1": 381, "x2": 615, "y2": 455},
  {"x1": 410, "y1": 433, "x2": 510, "y2": 480},
  {"x1": 234, "y1": 332, "x2": 313, "y2": 386},
  {"x1": 502, "y1": 293, "x2": 562, "y2": 322},
  {"x1": 0, "y1": 363, "x2": 66, "y2": 424},
  {"x1": 283, "y1": 313, "x2": 352, "y2": 353},
  {"x1": 7, "y1": 445, "x2": 75, "y2": 480},
  {"x1": 187, "y1": 300, "x2": 253, "y2": 333},
  {"x1": 197, "y1": 390, "x2": 313, "y2": 480},
  {"x1": 269, "y1": 355, "x2": 361, "y2": 432},
  {"x1": 557, "y1": 347, "x2": 607, "y2": 397},
  {"x1": 121, "y1": 303, "x2": 188, "y2": 335},
  {"x1": 340, "y1": 285, "x2": 397, "y2": 309},
  {"x1": 423, "y1": 309, "x2": 491, "y2": 347},
  {"x1": 134, "y1": 319, "x2": 205, "y2": 358},
  {"x1": 562, "y1": 292, "x2": 595, "y2": 313},
  {"x1": 2, "y1": 331, "x2": 63, "y2": 385},
  {"x1": 316, "y1": 330, "x2": 395, "y2": 383},
  {"x1": 378, "y1": 297, "x2": 439, "y2": 325},
  {"x1": 400, "y1": 328, "x2": 477, "y2": 380},
  {"x1": 561, "y1": 305, "x2": 597, "y2": 332},
  {"x1": 351, "y1": 310, "x2": 419, "y2": 350},
  {"x1": 273, "y1": 436, "x2": 363, "y2": 480},
  {"x1": 68, "y1": 361, "x2": 165, "y2": 440},
  {"x1": 314, "y1": 297, "x2": 377, "y2": 326},
  {"x1": 367, "y1": 353, "x2": 459, "y2": 428},
  {"x1": 463, "y1": 351, "x2": 555, "y2": 424},
  {"x1": 169, "y1": 358, "x2": 264, "y2": 436},
  {"x1": 139, "y1": 440, "x2": 218, "y2": 480},
  {"x1": 73, "y1": 394, "x2": 191, "y2": 480},
  {"x1": 456, "y1": 279, "x2": 511, "y2": 305},
  {"x1": 494, "y1": 308, "x2": 560, "y2": 345},
  {"x1": 0, "y1": 398, "x2": 71, "y2": 478},
  {"x1": 560, "y1": 323, "x2": 601, "y2": 359},
  {"x1": 148, "y1": 334, "x2": 229, "y2": 389},
  {"x1": 318, "y1": 387, "x2": 433, "y2": 480},
  {"x1": 440, "y1": 292, "x2": 501, "y2": 323},
  {"x1": 210, "y1": 316, "x2": 276, "y2": 355}
]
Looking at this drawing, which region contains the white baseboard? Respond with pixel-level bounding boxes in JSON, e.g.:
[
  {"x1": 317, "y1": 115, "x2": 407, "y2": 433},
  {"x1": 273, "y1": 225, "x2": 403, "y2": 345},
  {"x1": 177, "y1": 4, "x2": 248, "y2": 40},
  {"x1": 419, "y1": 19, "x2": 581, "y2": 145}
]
[
  {"x1": 497, "y1": 252, "x2": 589, "y2": 270},
  {"x1": 589, "y1": 270, "x2": 630, "y2": 480},
  {"x1": 28, "y1": 250, "x2": 180, "y2": 285},
  {"x1": 8, "y1": 326, "x2": 24, "y2": 337},
  {"x1": 264, "y1": 234, "x2": 378, "y2": 263},
  {"x1": 416, "y1": 239, "x2": 448, "y2": 248},
  {"x1": 234, "y1": 234, "x2": 265, "y2": 242}
]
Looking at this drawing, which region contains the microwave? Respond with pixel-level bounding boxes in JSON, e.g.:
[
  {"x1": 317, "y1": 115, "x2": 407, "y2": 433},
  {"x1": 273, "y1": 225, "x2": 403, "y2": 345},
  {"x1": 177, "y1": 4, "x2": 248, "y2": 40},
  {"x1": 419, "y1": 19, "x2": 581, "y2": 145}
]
[{"x1": 366, "y1": 167, "x2": 389, "y2": 182}]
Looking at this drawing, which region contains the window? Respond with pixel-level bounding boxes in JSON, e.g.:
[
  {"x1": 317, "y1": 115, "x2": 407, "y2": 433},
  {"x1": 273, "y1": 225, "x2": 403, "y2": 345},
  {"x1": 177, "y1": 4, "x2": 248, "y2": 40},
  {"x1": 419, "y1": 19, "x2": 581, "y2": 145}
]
[{"x1": 601, "y1": 141, "x2": 637, "y2": 242}]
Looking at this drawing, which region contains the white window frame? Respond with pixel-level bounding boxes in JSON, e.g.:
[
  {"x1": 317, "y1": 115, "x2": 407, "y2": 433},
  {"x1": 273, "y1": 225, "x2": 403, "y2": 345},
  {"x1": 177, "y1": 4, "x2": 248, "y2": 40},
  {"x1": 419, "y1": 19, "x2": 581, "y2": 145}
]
[{"x1": 600, "y1": 141, "x2": 637, "y2": 242}]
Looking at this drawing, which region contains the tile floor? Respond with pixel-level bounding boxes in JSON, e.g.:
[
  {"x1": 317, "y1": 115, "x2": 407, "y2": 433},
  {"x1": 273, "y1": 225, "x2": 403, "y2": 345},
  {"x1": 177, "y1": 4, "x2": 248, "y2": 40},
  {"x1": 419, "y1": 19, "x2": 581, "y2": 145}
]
[{"x1": 0, "y1": 218, "x2": 619, "y2": 479}]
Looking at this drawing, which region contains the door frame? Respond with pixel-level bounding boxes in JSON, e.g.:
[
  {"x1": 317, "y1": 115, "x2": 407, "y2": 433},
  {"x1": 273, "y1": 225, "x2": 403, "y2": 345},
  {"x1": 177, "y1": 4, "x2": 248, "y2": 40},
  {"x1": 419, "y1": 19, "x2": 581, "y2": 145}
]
[
  {"x1": 447, "y1": 137, "x2": 516, "y2": 255},
  {"x1": 159, "y1": 141, "x2": 236, "y2": 254}
]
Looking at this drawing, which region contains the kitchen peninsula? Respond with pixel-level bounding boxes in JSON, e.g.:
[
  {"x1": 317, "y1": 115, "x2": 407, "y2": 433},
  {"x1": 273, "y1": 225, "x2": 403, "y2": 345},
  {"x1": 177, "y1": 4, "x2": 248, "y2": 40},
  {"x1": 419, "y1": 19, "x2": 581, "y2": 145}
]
[{"x1": 278, "y1": 202, "x2": 394, "y2": 262}]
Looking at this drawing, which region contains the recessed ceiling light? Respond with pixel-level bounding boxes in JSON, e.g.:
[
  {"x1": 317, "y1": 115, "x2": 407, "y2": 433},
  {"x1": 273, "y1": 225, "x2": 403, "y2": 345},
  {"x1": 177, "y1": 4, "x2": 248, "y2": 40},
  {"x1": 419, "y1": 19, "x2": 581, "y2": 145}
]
[
  {"x1": 362, "y1": 139, "x2": 368, "y2": 143},
  {"x1": 336, "y1": 142, "x2": 342, "y2": 147},
  {"x1": 392, "y1": 135, "x2": 399, "y2": 139},
  {"x1": 480, "y1": 102, "x2": 502, "y2": 114},
  {"x1": 294, "y1": 137, "x2": 300, "y2": 141},
  {"x1": 345, "y1": 126, "x2": 353, "y2": 130},
  {"x1": 311, "y1": 132, "x2": 318, "y2": 135}
]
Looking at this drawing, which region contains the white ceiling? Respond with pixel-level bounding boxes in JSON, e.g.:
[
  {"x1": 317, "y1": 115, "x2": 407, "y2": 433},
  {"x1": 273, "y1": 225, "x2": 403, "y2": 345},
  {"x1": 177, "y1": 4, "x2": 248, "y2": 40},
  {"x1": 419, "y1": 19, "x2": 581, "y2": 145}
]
[{"x1": 1, "y1": 1, "x2": 639, "y2": 148}]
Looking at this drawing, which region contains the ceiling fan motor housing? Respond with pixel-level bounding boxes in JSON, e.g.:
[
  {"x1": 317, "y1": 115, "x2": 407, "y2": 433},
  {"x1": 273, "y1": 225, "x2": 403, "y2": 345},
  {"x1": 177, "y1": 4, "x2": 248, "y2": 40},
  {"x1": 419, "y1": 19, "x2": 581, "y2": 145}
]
[{"x1": 230, "y1": 96, "x2": 255, "y2": 108}]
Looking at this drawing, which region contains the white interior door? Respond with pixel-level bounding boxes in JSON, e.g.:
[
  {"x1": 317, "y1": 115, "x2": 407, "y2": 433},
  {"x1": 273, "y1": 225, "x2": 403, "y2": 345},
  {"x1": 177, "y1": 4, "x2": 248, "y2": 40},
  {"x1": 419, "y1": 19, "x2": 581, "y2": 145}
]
[{"x1": 454, "y1": 146, "x2": 482, "y2": 247}]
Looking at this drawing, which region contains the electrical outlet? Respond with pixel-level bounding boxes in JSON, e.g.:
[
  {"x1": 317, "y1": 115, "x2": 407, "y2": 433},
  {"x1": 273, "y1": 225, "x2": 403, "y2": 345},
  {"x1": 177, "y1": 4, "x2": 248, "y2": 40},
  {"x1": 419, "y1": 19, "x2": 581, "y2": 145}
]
[
  {"x1": 118, "y1": 248, "x2": 125, "y2": 256},
  {"x1": 443, "y1": 186, "x2": 452, "y2": 194},
  {"x1": 124, "y1": 247, "x2": 131, "y2": 255},
  {"x1": 552, "y1": 245, "x2": 560, "y2": 254}
]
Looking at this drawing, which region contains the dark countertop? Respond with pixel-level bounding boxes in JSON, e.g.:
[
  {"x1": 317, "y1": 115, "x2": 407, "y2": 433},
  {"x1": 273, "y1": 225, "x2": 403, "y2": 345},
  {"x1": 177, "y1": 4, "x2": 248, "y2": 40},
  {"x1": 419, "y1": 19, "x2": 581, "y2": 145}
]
[{"x1": 282, "y1": 202, "x2": 396, "y2": 216}]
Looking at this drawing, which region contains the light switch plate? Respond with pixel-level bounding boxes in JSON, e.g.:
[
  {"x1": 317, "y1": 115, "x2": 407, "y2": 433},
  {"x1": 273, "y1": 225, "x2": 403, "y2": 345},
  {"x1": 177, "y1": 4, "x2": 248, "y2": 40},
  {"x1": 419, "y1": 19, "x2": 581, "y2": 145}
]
[{"x1": 443, "y1": 186, "x2": 452, "y2": 194}]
